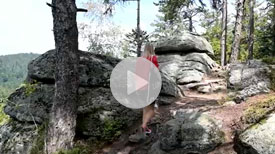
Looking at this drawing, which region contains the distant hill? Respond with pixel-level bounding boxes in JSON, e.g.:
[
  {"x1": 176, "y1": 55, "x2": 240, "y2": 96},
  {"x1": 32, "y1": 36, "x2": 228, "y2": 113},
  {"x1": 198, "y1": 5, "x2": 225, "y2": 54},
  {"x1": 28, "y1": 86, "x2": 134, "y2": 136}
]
[{"x1": 0, "y1": 53, "x2": 40, "y2": 98}]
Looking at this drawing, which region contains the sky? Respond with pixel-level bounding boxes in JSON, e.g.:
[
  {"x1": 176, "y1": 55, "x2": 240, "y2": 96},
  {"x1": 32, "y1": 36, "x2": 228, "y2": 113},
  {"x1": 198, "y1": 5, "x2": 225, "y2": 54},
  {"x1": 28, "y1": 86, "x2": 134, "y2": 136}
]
[
  {"x1": 0, "y1": 0, "x2": 159, "y2": 55},
  {"x1": 0, "y1": 0, "x2": 239, "y2": 56}
]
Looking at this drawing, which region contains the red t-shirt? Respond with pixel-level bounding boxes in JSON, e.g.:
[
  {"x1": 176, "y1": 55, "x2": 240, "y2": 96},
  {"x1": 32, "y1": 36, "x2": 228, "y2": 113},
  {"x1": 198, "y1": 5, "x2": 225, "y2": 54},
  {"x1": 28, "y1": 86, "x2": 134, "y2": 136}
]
[{"x1": 145, "y1": 55, "x2": 159, "y2": 68}]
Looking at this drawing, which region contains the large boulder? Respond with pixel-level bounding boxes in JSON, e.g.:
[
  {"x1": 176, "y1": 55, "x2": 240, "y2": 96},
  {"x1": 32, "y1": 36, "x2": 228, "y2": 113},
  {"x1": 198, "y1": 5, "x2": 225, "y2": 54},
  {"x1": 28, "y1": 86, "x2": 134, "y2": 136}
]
[
  {"x1": 149, "y1": 109, "x2": 224, "y2": 154},
  {"x1": 158, "y1": 53, "x2": 217, "y2": 86},
  {"x1": 228, "y1": 60, "x2": 271, "y2": 103},
  {"x1": 234, "y1": 113, "x2": 275, "y2": 154},
  {"x1": 4, "y1": 50, "x2": 145, "y2": 137},
  {"x1": 27, "y1": 49, "x2": 120, "y2": 87},
  {"x1": 155, "y1": 33, "x2": 214, "y2": 56},
  {"x1": 4, "y1": 84, "x2": 140, "y2": 138}
]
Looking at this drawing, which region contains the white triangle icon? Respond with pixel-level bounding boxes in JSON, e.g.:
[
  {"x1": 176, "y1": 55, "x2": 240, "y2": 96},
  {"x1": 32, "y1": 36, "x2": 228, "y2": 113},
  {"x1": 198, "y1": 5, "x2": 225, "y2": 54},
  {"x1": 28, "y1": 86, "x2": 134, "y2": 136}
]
[{"x1": 127, "y1": 71, "x2": 148, "y2": 95}]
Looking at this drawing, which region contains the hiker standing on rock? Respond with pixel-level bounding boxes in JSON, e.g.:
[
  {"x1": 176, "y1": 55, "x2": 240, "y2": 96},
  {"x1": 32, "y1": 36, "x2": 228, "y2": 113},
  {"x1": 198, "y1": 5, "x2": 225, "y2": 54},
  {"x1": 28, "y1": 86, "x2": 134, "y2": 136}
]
[{"x1": 129, "y1": 43, "x2": 160, "y2": 142}]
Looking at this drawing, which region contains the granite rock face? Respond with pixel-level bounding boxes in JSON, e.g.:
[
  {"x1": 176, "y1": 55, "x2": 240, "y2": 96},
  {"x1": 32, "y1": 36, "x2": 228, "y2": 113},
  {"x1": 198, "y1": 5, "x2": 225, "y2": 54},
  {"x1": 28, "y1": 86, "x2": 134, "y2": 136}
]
[
  {"x1": 228, "y1": 60, "x2": 271, "y2": 103},
  {"x1": 235, "y1": 113, "x2": 275, "y2": 154},
  {"x1": 150, "y1": 109, "x2": 224, "y2": 154}
]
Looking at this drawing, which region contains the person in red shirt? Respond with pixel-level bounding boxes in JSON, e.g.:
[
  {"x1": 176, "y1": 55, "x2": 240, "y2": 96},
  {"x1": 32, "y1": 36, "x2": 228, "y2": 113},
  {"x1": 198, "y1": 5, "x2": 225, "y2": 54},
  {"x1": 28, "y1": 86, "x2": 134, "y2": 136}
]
[{"x1": 129, "y1": 43, "x2": 160, "y2": 142}]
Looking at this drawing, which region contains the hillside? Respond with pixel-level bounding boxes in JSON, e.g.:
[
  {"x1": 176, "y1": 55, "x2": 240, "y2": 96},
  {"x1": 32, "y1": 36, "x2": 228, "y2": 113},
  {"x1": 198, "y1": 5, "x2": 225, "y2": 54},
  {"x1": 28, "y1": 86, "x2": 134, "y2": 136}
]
[{"x1": 0, "y1": 53, "x2": 39, "y2": 98}]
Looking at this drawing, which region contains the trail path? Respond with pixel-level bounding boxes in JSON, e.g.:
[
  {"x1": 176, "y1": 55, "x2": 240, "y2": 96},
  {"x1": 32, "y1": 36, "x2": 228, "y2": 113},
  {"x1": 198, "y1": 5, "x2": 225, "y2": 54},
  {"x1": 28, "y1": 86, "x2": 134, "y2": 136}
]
[{"x1": 94, "y1": 90, "x2": 265, "y2": 154}]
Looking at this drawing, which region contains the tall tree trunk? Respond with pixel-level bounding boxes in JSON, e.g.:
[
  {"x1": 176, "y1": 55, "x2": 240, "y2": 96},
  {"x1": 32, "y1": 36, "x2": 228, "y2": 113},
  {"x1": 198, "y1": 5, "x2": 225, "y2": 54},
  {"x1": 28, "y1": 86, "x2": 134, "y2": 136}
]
[
  {"x1": 230, "y1": 0, "x2": 246, "y2": 63},
  {"x1": 272, "y1": 2, "x2": 275, "y2": 55},
  {"x1": 220, "y1": 0, "x2": 228, "y2": 66},
  {"x1": 248, "y1": 0, "x2": 255, "y2": 60},
  {"x1": 188, "y1": 16, "x2": 193, "y2": 32},
  {"x1": 45, "y1": 0, "x2": 79, "y2": 153},
  {"x1": 137, "y1": 0, "x2": 142, "y2": 57}
]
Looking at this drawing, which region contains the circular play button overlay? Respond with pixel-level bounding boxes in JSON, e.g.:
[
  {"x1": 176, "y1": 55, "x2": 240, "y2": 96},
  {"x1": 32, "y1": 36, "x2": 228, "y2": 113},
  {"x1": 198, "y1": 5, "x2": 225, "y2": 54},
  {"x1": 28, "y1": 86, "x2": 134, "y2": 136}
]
[{"x1": 110, "y1": 57, "x2": 162, "y2": 109}]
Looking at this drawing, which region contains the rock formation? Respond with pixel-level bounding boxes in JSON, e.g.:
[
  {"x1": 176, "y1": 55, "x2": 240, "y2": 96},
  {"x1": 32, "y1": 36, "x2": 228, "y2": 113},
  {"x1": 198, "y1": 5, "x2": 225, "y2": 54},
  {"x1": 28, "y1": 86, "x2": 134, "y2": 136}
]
[
  {"x1": 228, "y1": 60, "x2": 272, "y2": 103},
  {"x1": 0, "y1": 33, "x2": 238, "y2": 154},
  {"x1": 0, "y1": 48, "x2": 184, "y2": 153},
  {"x1": 155, "y1": 33, "x2": 223, "y2": 94}
]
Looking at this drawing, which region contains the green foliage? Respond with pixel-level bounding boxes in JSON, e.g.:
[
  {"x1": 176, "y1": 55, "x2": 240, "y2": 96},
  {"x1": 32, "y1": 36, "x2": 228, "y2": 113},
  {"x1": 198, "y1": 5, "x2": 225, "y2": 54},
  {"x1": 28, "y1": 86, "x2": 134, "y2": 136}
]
[
  {"x1": 252, "y1": 0, "x2": 275, "y2": 58},
  {"x1": 102, "y1": 118, "x2": 124, "y2": 141},
  {"x1": 200, "y1": 10, "x2": 234, "y2": 64},
  {"x1": 242, "y1": 96, "x2": 275, "y2": 124},
  {"x1": 21, "y1": 81, "x2": 38, "y2": 96},
  {"x1": 156, "y1": 0, "x2": 206, "y2": 22},
  {"x1": 0, "y1": 103, "x2": 10, "y2": 126},
  {"x1": 262, "y1": 57, "x2": 275, "y2": 65}
]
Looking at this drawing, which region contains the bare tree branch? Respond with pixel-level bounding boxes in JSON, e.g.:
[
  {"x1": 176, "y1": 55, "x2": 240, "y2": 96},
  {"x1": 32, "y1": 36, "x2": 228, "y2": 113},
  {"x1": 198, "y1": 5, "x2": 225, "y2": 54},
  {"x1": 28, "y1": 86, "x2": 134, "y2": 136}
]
[
  {"x1": 77, "y1": 8, "x2": 88, "y2": 12},
  {"x1": 46, "y1": 2, "x2": 58, "y2": 9}
]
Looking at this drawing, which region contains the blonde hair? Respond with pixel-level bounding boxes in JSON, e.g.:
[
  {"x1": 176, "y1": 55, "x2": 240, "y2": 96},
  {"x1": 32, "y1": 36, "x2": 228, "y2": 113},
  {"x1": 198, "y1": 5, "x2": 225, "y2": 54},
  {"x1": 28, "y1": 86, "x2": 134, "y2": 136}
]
[{"x1": 142, "y1": 43, "x2": 155, "y2": 57}]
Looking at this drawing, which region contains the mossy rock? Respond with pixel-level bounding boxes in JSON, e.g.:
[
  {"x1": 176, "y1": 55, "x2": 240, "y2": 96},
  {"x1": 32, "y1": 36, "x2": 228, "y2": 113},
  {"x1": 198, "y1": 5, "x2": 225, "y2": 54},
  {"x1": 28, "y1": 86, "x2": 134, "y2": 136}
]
[{"x1": 242, "y1": 96, "x2": 275, "y2": 124}]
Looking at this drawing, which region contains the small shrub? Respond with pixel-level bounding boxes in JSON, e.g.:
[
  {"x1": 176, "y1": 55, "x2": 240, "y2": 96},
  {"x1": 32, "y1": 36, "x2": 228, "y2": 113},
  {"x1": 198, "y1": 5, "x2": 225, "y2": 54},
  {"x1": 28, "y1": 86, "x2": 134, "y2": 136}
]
[
  {"x1": 262, "y1": 57, "x2": 275, "y2": 65},
  {"x1": 102, "y1": 118, "x2": 124, "y2": 142}
]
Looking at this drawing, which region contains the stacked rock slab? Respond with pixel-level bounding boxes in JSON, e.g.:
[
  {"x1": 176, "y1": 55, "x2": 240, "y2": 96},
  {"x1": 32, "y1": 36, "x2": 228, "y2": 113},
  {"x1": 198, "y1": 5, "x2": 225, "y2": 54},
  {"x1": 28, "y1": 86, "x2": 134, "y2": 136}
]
[
  {"x1": 155, "y1": 33, "x2": 217, "y2": 90},
  {"x1": 0, "y1": 50, "x2": 182, "y2": 154}
]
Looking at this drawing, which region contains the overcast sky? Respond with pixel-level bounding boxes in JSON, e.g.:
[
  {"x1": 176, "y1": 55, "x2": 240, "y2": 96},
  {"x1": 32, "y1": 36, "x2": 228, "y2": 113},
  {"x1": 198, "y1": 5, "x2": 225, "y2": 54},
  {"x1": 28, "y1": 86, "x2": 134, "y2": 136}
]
[{"x1": 0, "y1": 0, "x2": 159, "y2": 55}]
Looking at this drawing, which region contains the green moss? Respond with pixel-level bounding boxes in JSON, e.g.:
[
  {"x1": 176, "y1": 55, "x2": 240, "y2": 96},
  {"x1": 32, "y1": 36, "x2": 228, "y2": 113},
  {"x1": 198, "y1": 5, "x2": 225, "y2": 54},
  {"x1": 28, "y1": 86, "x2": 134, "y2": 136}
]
[
  {"x1": 102, "y1": 118, "x2": 124, "y2": 142},
  {"x1": 250, "y1": 118, "x2": 267, "y2": 130},
  {"x1": 0, "y1": 103, "x2": 10, "y2": 126},
  {"x1": 30, "y1": 122, "x2": 48, "y2": 154},
  {"x1": 242, "y1": 96, "x2": 275, "y2": 124},
  {"x1": 20, "y1": 80, "x2": 38, "y2": 96}
]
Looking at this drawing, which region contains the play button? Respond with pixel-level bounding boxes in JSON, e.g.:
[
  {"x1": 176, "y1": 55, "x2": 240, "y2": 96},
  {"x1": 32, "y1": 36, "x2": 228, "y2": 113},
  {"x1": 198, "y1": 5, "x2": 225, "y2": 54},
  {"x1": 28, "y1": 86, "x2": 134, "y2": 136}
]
[
  {"x1": 127, "y1": 71, "x2": 148, "y2": 95},
  {"x1": 110, "y1": 57, "x2": 162, "y2": 109}
]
